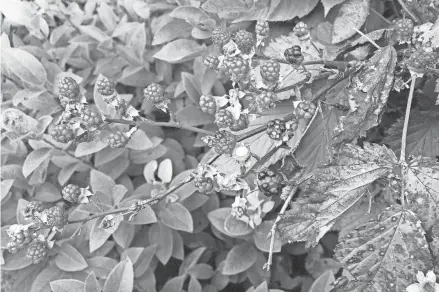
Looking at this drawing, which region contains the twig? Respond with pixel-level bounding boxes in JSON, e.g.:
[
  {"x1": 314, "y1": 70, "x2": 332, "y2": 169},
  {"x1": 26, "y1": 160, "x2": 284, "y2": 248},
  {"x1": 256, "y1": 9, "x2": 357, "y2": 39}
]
[
  {"x1": 353, "y1": 27, "x2": 381, "y2": 49},
  {"x1": 396, "y1": 0, "x2": 420, "y2": 23},
  {"x1": 68, "y1": 207, "x2": 131, "y2": 224},
  {"x1": 106, "y1": 118, "x2": 214, "y2": 135}
]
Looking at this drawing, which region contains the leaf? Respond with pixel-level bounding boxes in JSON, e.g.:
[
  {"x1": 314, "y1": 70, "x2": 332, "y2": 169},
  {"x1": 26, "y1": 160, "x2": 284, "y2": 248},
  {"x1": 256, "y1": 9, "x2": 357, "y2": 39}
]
[
  {"x1": 126, "y1": 129, "x2": 154, "y2": 150},
  {"x1": 224, "y1": 214, "x2": 253, "y2": 237},
  {"x1": 133, "y1": 244, "x2": 157, "y2": 277},
  {"x1": 121, "y1": 247, "x2": 144, "y2": 265},
  {"x1": 30, "y1": 266, "x2": 63, "y2": 292},
  {"x1": 126, "y1": 23, "x2": 146, "y2": 61},
  {"x1": 188, "y1": 276, "x2": 202, "y2": 292},
  {"x1": 97, "y1": 1, "x2": 117, "y2": 32},
  {"x1": 85, "y1": 272, "x2": 101, "y2": 292},
  {"x1": 187, "y1": 264, "x2": 214, "y2": 280},
  {"x1": 161, "y1": 275, "x2": 186, "y2": 292},
  {"x1": 90, "y1": 169, "x2": 116, "y2": 197},
  {"x1": 154, "y1": 39, "x2": 204, "y2": 64},
  {"x1": 152, "y1": 18, "x2": 192, "y2": 45},
  {"x1": 87, "y1": 257, "x2": 118, "y2": 279},
  {"x1": 55, "y1": 243, "x2": 88, "y2": 272},
  {"x1": 22, "y1": 147, "x2": 52, "y2": 177},
  {"x1": 208, "y1": 208, "x2": 232, "y2": 236},
  {"x1": 80, "y1": 25, "x2": 112, "y2": 43},
  {"x1": 253, "y1": 220, "x2": 282, "y2": 253},
  {"x1": 89, "y1": 218, "x2": 115, "y2": 252},
  {"x1": 331, "y1": 0, "x2": 370, "y2": 44},
  {"x1": 176, "y1": 106, "x2": 214, "y2": 127},
  {"x1": 50, "y1": 279, "x2": 85, "y2": 292},
  {"x1": 0, "y1": 0, "x2": 34, "y2": 26},
  {"x1": 113, "y1": 222, "x2": 134, "y2": 248},
  {"x1": 309, "y1": 270, "x2": 335, "y2": 292},
  {"x1": 2, "y1": 249, "x2": 32, "y2": 271},
  {"x1": 158, "y1": 159, "x2": 173, "y2": 183},
  {"x1": 160, "y1": 202, "x2": 194, "y2": 232},
  {"x1": 266, "y1": 0, "x2": 320, "y2": 21},
  {"x1": 118, "y1": 65, "x2": 157, "y2": 87},
  {"x1": 278, "y1": 143, "x2": 396, "y2": 247},
  {"x1": 384, "y1": 111, "x2": 439, "y2": 158},
  {"x1": 179, "y1": 247, "x2": 206, "y2": 275},
  {"x1": 181, "y1": 72, "x2": 201, "y2": 104},
  {"x1": 253, "y1": 281, "x2": 269, "y2": 292},
  {"x1": 222, "y1": 243, "x2": 258, "y2": 275},
  {"x1": 321, "y1": 0, "x2": 347, "y2": 16},
  {"x1": 333, "y1": 206, "x2": 434, "y2": 292},
  {"x1": 35, "y1": 182, "x2": 62, "y2": 202},
  {"x1": 149, "y1": 222, "x2": 173, "y2": 264},
  {"x1": 169, "y1": 6, "x2": 215, "y2": 31},
  {"x1": 201, "y1": 0, "x2": 252, "y2": 13},
  {"x1": 332, "y1": 46, "x2": 397, "y2": 149},
  {"x1": 58, "y1": 163, "x2": 78, "y2": 185},
  {"x1": 2, "y1": 48, "x2": 47, "y2": 87},
  {"x1": 103, "y1": 260, "x2": 134, "y2": 292},
  {"x1": 75, "y1": 140, "x2": 108, "y2": 157}
]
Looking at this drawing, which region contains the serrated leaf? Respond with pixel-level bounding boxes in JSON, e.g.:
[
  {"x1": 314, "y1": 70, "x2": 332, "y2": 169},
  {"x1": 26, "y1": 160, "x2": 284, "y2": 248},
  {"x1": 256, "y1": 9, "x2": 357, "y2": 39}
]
[
  {"x1": 55, "y1": 243, "x2": 88, "y2": 272},
  {"x1": 321, "y1": 0, "x2": 347, "y2": 16},
  {"x1": 332, "y1": 46, "x2": 397, "y2": 149},
  {"x1": 154, "y1": 39, "x2": 204, "y2": 64},
  {"x1": 384, "y1": 111, "x2": 439, "y2": 158},
  {"x1": 22, "y1": 147, "x2": 52, "y2": 177},
  {"x1": 152, "y1": 18, "x2": 192, "y2": 46},
  {"x1": 103, "y1": 260, "x2": 134, "y2": 292},
  {"x1": 332, "y1": 0, "x2": 370, "y2": 44},
  {"x1": 160, "y1": 202, "x2": 193, "y2": 232},
  {"x1": 50, "y1": 279, "x2": 85, "y2": 292},
  {"x1": 333, "y1": 206, "x2": 434, "y2": 292},
  {"x1": 278, "y1": 143, "x2": 396, "y2": 247},
  {"x1": 149, "y1": 222, "x2": 173, "y2": 264},
  {"x1": 222, "y1": 243, "x2": 258, "y2": 275}
]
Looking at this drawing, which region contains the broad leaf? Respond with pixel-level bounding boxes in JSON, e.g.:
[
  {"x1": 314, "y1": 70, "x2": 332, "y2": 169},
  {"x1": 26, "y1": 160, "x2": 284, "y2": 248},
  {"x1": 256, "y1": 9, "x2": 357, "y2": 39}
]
[
  {"x1": 55, "y1": 243, "x2": 88, "y2": 272},
  {"x1": 222, "y1": 243, "x2": 258, "y2": 275},
  {"x1": 152, "y1": 18, "x2": 192, "y2": 46},
  {"x1": 333, "y1": 206, "x2": 434, "y2": 292},
  {"x1": 75, "y1": 140, "x2": 108, "y2": 157},
  {"x1": 86, "y1": 257, "x2": 118, "y2": 279},
  {"x1": 161, "y1": 275, "x2": 186, "y2": 292},
  {"x1": 207, "y1": 208, "x2": 232, "y2": 236},
  {"x1": 30, "y1": 266, "x2": 63, "y2": 292},
  {"x1": 153, "y1": 39, "x2": 204, "y2": 64},
  {"x1": 22, "y1": 148, "x2": 52, "y2": 177},
  {"x1": 84, "y1": 272, "x2": 101, "y2": 292},
  {"x1": 133, "y1": 244, "x2": 157, "y2": 277},
  {"x1": 321, "y1": 0, "x2": 347, "y2": 16},
  {"x1": 160, "y1": 203, "x2": 194, "y2": 232},
  {"x1": 149, "y1": 222, "x2": 173, "y2": 264},
  {"x1": 103, "y1": 260, "x2": 134, "y2": 292},
  {"x1": 50, "y1": 279, "x2": 85, "y2": 292},
  {"x1": 90, "y1": 169, "x2": 116, "y2": 197},
  {"x1": 332, "y1": 0, "x2": 370, "y2": 44},
  {"x1": 224, "y1": 214, "x2": 253, "y2": 237},
  {"x1": 0, "y1": 0, "x2": 33, "y2": 26},
  {"x1": 179, "y1": 247, "x2": 206, "y2": 275}
]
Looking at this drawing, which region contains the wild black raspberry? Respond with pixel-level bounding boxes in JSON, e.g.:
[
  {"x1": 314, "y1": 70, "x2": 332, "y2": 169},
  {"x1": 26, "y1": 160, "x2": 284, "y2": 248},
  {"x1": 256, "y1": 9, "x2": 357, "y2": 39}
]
[
  {"x1": 223, "y1": 56, "x2": 249, "y2": 82},
  {"x1": 266, "y1": 119, "x2": 286, "y2": 140},
  {"x1": 212, "y1": 130, "x2": 237, "y2": 155},
  {"x1": 260, "y1": 59, "x2": 280, "y2": 83},
  {"x1": 96, "y1": 76, "x2": 116, "y2": 96},
  {"x1": 233, "y1": 29, "x2": 254, "y2": 54},
  {"x1": 203, "y1": 55, "x2": 220, "y2": 70},
  {"x1": 62, "y1": 184, "x2": 81, "y2": 203},
  {"x1": 255, "y1": 20, "x2": 269, "y2": 37},
  {"x1": 200, "y1": 94, "x2": 217, "y2": 115},
  {"x1": 39, "y1": 205, "x2": 68, "y2": 229},
  {"x1": 81, "y1": 107, "x2": 103, "y2": 127},
  {"x1": 26, "y1": 240, "x2": 48, "y2": 264},
  {"x1": 22, "y1": 201, "x2": 45, "y2": 220},
  {"x1": 284, "y1": 46, "x2": 304, "y2": 66},
  {"x1": 211, "y1": 27, "x2": 232, "y2": 51},
  {"x1": 295, "y1": 101, "x2": 317, "y2": 119},
  {"x1": 50, "y1": 124, "x2": 75, "y2": 143},
  {"x1": 257, "y1": 170, "x2": 284, "y2": 196}
]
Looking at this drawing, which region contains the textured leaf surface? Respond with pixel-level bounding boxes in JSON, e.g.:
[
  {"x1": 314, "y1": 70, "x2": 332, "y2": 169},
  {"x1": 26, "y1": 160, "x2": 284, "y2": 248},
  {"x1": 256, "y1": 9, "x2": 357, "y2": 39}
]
[
  {"x1": 2, "y1": 48, "x2": 47, "y2": 87},
  {"x1": 383, "y1": 111, "x2": 439, "y2": 158},
  {"x1": 333, "y1": 206, "x2": 434, "y2": 292},
  {"x1": 50, "y1": 279, "x2": 84, "y2": 292},
  {"x1": 103, "y1": 260, "x2": 134, "y2": 292},
  {"x1": 153, "y1": 39, "x2": 204, "y2": 64},
  {"x1": 55, "y1": 243, "x2": 88, "y2": 272},
  {"x1": 332, "y1": 0, "x2": 370, "y2": 44},
  {"x1": 321, "y1": 0, "x2": 347, "y2": 16},
  {"x1": 160, "y1": 202, "x2": 194, "y2": 232},
  {"x1": 278, "y1": 143, "x2": 396, "y2": 247},
  {"x1": 222, "y1": 243, "x2": 258, "y2": 275}
]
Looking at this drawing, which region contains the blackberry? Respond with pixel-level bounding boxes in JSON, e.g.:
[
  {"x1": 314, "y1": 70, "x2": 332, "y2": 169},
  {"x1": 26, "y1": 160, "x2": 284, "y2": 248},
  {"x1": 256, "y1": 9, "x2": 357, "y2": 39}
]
[
  {"x1": 223, "y1": 56, "x2": 249, "y2": 82},
  {"x1": 284, "y1": 46, "x2": 304, "y2": 66},
  {"x1": 62, "y1": 184, "x2": 81, "y2": 203},
  {"x1": 288, "y1": 117, "x2": 299, "y2": 132},
  {"x1": 58, "y1": 77, "x2": 80, "y2": 101},
  {"x1": 211, "y1": 27, "x2": 232, "y2": 51},
  {"x1": 295, "y1": 101, "x2": 316, "y2": 119},
  {"x1": 96, "y1": 76, "x2": 116, "y2": 96},
  {"x1": 215, "y1": 109, "x2": 234, "y2": 129},
  {"x1": 203, "y1": 55, "x2": 220, "y2": 70},
  {"x1": 257, "y1": 170, "x2": 284, "y2": 196},
  {"x1": 388, "y1": 18, "x2": 414, "y2": 44},
  {"x1": 194, "y1": 176, "x2": 214, "y2": 193},
  {"x1": 50, "y1": 124, "x2": 75, "y2": 143},
  {"x1": 255, "y1": 91, "x2": 276, "y2": 109},
  {"x1": 266, "y1": 119, "x2": 286, "y2": 140},
  {"x1": 255, "y1": 20, "x2": 269, "y2": 37},
  {"x1": 22, "y1": 201, "x2": 45, "y2": 220},
  {"x1": 143, "y1": 83, "x2": 166, "y2": 103},
  {"x1": 6, "y1": 225, "x2": 37, "y2": 254},
  {"x1": 406, "y1": 48, "x2": 438, "y2": 73},
  {"x1": 39, "y1": 205, "x2": 68, "y2": 229},
  {"x1": 260, "y1": 59, "x2": 280, "y2": 83},
  {"x1": 57, "y1": 93, "x2": 74, "y2": 109},
  {"x1": 200, "y1": 94, "x2": 217, "y2": 115},
  {"x1": 81, "y1": 107, "x2": 103, "y2": 127},
  {"x1": 108, "y1": 131, "x2": 129, "y2": 148},
  {"x1": 232, "y1": 29, "x2": 254, "y2": 54},
  {"x1": 293, "y1": 21, "x2": 310, "y2": 41},
  {"x1": 230, "y1": 114, "x2": 249, "y2": 131},
  {"x1": 26, "y1": 240, "x2": 48, "y2": 264},
  {"x1": 212, "y1": 130, "x2": 237, "y2": 155}
]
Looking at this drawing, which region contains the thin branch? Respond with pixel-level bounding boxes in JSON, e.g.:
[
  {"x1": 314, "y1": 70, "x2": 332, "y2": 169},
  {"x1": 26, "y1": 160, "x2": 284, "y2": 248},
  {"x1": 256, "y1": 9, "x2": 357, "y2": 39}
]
[
  {"x1": 353, "y1": 28, "x2": 381, "y2": 49},
  {"x1": 68, "y1": 207, "x2": 131, "y2": 224}
]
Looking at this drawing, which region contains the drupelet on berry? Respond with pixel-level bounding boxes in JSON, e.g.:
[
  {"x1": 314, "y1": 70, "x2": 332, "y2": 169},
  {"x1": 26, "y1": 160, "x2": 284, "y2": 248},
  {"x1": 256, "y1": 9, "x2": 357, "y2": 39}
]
[
  {"x1": 211, "y1": 130, "x2": 237, "y2": 155},
  {"x1": 215, "y1": 109, "x2": 235, "y2": 129},
  {"x1": 295, "y1": 101, "x2": 317, "y2": 119},
  {"x1": 232, "y1": 29, "x2": 254, "y2": 54},
  {"x1": 200, "y1": 94, "x2": 217, "y2": 115},
  {"x1": 50, "y1": 124, "x2": 75, "y2": 143},
  {"x1": 266, "y1": 119, "x2": 286, "y2": 140},
  {"x1": 62, "y1": 184, "x2": 81, "y2": 203},
  {"x1": 223, "y1": 56, "x2": 249, "y2": 82},
  {"x1": 22, "y1": 201, "x2": 45, "y2": 220},
  {"x1": 81, "y1": 107, "x2": 103, "y2": 127},
  {"x1": 293, "y1": 21, "x2": 310, "y2": 41},
  {"x1": 388, "y1": 18, "x2": 414, "y2": 44},
  {"x1": 260, "y1": 59, "x2": 280, "y2": 83},
  {"x1": 96, "y1": 76, "x2": 116, "y2": 96},
  {"x1": 108, "y1": 131, "x2": 129, "y2": 148},
  {"x1": 255, "y1": 20, "x2": 269, "y2": 37},
  {"x1": 39, "y1": 205, "x2": 68, "y2": 229},
  {"x1": 230, "y1": 114, "x2": 249, "y2": 131},
  {"x1": 26, "y1": 240, "x2": 48, "y2": 264},
  {"x1": 58, "y1": 77, "x2": 80, "y2": 101},
  {"x1": 194, "y1": 176, "x2": 214, "y2": 193},
  {"x1": 143, "y1": 83, "x2": 166, "y2": 103},
  {"x1": 203, "y1": 55, "x2": 220, "y2": 70},
  {"x1": 257, "y1": 170, "x2": 284, "y2": 196},
  {"x1": 255, "y1": 91, "x2": 276, "y2": 110},
  {"x1": 211, "y1": 27, "x2": 232, "y2": 51}
]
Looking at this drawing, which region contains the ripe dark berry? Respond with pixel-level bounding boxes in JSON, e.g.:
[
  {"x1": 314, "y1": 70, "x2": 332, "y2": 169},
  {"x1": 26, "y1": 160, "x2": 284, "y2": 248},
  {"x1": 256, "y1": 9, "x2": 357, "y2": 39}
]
[
  {"x1": 58, "y1": 77, "x2": 80, "y2": 101},
  {"x1": 203, "y1": 55, "x2": 220, "y2": 70},
  {"x1": 40, "y1": 205, "x2": 68, "y2": 229},
  {"x1": 255, "y1": 20, "x2": 269, "y2": 37},
  {"x1": 6, "y1": 225, "x2": 37, "y2": 254},
  {"x1": 194, "y1": 176, "x2": 214, "y2": 193},
  {"x1": 50, "y1": 124, "x2": 75, "y2": 143},
  {"x1": 406, "y1": 48, "x2": 438, "y2": 73},
  {"x1": 260, "y1": 59, "x2": 280, "y2": 83},
  {"x1": 257, "y1": 170, "x2": 284, "y2": 196},
  {"x1": 230, "y1": 114, "x2": 249, "y2": 131},
  {"x1": 266, "y1": 119, "x2": 286, "y2": 140},
  {"x1": 81, "y1": 107, "x2": 103, "y2": 127},
  {"x1": 284, "y1": 46, "x2": 304, "y2": 66},
  {"x1": 295, "y1": 101, "x2": 317, "y2": 119},
  {"x1": 211, "y1": 27, "x2": 232, "y2": 51},
  {"x1": 215, "y1": 109, "x2": 234, "y2": 129},
  {"x1": 199, "y1": 94, "x2": 217, "y2": 115},
  {"x1": 293, "y1": 21, "x2": 310, "y2": 41},
  {"x1": 22, "y1": 201, "x2": 45, "y2": 220},
  {"x1": 96, "y1": 76, "x2": 116, "y2": 96},
  {"x1": 62, "y1": 184, "x2": 81, "y2": 203},
  {"x1": 108, "y1": 131, "x2": 129, "y2": 148},
  {"x1": 143, "y1": 83, "x2": 166, "y2": 103},
  {"x1": 212, "y1": 130, "x2": 237, "y2": 155},
  {"x1": 26, "y1": 240, "x2": 48, "y2": 264},
  {"x1": 255, "y1": 91, "x2": 276, "y2": 110},
  {"x1": 223, "y1": 56, "x2": 249, "y2": 82},
  {"x1": 232, "y1": 29, "x2": 254, "y2": 54}
]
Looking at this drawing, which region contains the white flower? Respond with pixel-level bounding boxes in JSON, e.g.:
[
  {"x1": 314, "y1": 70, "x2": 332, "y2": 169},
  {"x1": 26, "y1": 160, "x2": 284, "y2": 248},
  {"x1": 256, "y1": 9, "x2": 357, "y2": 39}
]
[
  {"x1": 233, "y1": 143, "x2": 251, "y2": 162},
  {"x1": 232, "y1": 196, "x2": 247, "y2": 209},
  {"x1": 406, "y1": 271, "x2": 439, "y2": 292}
]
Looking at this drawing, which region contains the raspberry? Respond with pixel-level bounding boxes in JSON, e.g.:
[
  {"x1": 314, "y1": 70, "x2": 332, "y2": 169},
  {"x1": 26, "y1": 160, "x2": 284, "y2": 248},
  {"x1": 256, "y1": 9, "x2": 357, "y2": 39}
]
[
  {"x1": 26, "y1": 240, "x2": 48, "y2": 264},
  {"x1": 215, "y1": 109, "x2": 234, "y2": 129},
  {"x1": 211, "y1": 27, "x2": 232, "y2": 51},
  {"x1": 194, "y1": 176, "x2": 214, "y2": 193},
  {"x1": 58, "y1": 77, "x2": 80, "y2": 101},
  {"x1": 406, "y1": 48, "x2": 438, "y2": 73},
  {"x1": 257, "y1": 170, "x2": 284, "y2": 196},
  {"x1": 223, "y1": 56, "x2": 249, "y2": 82},
  {"x1": 295, "y1": 101, "x2": 317, "y2": 119},
  {"x1": 39, "y1": 205, "x2": 68, "y2": 229},
  {"x1": 96, "y1": 76, "x2": 116, "y2": 96},
  {"x1": 212, "y1": 130, "x2": 237, "y2": 154},
  {"x1": 293, "y1": 21, "x2": 310, "y2": 41},
  {"x1": 255, "y1": 91, "x2": 276, "y2": 110},
  {"x1": 388, "y1": 18, "x2": 414, "y2": 44},
  {"x1": 232, "y1": 29, "x2": 254, "y2": 54},
  {"x1": 62, "y1": 184, "x2": 81, "y2": 203},
  {"x1": 284, "y1": 46, "x2": 304, "y2": 66},
  {"x1": 50, "y1": 124, "x2": 75, "y2": 143},
  {"x1": 200, "y1": 94, "x2": 217, "y2": 115},
  {"x1": 230, "y1": 114, "x2": 249, "y2": 131},
  {"x1": 203, "y1": 55, "x2": 220, "y2": 70},
  {"x1": 143, "y1": 83, "x2": 166, "y2": 103},
  {"x1": 6, "y1": 225, "x2": 37, "y2": 254},
  {"x1": 266, "y1": 119, "x2": 286, "y2": 140},
  {"x1": 81, "y1": 107, "x2": 103, "y2": 127},
  {"x1": 22, "y1": 201, "x2": 45, "y2": 220},
  {"x1": 255, "y1": 20, "x2": 269, "y2": 37},
  {"x1": 108, "y1": 131, "x2": 129, "y2": 148},
  {"x1": 260, "y1": 59, "x2": 280, "y2": 83}
]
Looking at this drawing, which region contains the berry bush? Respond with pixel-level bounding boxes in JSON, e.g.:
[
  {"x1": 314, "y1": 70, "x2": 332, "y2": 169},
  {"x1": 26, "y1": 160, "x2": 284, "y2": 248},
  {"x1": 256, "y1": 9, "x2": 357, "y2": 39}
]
[{"x1": 1, "y1": 0, "x2": 439, "y2": 292}]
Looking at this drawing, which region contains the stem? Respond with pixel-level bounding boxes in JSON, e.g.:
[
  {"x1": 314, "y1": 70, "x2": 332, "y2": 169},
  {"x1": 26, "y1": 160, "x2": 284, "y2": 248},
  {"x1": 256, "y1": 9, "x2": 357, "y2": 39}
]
[
  {"x1": 68, "y1": 207, "x2": 131, "y2": 224},
  {"x1": 106, "y1": 118, "x2": 214, "y2": 135},
  {"x1": 353, "y1": 28, "x2": 381, "y2": 49}
]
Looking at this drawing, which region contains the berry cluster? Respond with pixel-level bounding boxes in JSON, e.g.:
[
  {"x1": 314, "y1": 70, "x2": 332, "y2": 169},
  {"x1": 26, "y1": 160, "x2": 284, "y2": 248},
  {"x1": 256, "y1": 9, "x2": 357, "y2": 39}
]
[
  {"x1": 208, "y1": 130, "x2": 237, "y2": 155},
  {"x1": 295, "y1": 101, "x2": 317, "y2": 119},
  {"x1": 284, "y1": 45, "x2": 304, "y2": 66},
  {"x1": 203, "y1": 55, "x2": 220, "y2": 71},
  {"x1": 81, "y1": 107, "x2": 103, "y2": 127},
  {"x1": 266, "y1": 119, "x2": 286, "y2": 140},
  {"x1": 199, "y1": 94, "x2": 217, "y2": 115},
  {"x1": 58, "y1": 77, "x2": 80, "y2": 102},
  {"x1": 260, "y1": 59, "x2": 280, "y2": 83},
  {"x1": 96, "y1": 76, "x2": 116, "y2": 96},
  {"x1": 215, "y1": 109, "x2": 234, "y2": 129},
  {"x1": 6, "y1": 225, "x2": 37, "y2": 254},
  {"x1": 223, "y1": 56, "x2": 249, "y2": 82},
  {"x1": 255, "y1": 20, "x2": 269, "y2": 37},
  {"x1": 108, "y1": 131, "x2": 129, "y2": 148},
  {"x1": 211, "y1": 27, "x2": 232, "y2": 51},
  {"x1": 143, "y1": 83, "x2": 166, "y2": 103},
  {"x1": 257, "y1": 170, "x2": 285, "y2": 196},
  {"x1": 50, "y1": 124, "x2": 76, "y2": 143},
  {"x1": 233, "y1": 29, "x2": 254, "y2": 54},
  {"x1": 293, "y1": 21, "x2": 310, "y2": 41},
  {"x1": 62, "y1": 184, "x2": 81, "y2": 203}
]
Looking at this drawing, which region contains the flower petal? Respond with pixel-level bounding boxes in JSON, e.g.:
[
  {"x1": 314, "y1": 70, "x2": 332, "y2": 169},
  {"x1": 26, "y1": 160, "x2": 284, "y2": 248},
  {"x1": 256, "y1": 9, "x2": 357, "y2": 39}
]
[
  {"x1": 425, "y1": 271, "x2": 436, "y2": 283},
  {"x1": 406, "y1": 283, "x2": 421, "y2": 292},
  {"x1": 417, "y1": 271, "x2": 426, "y2": 284}
]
